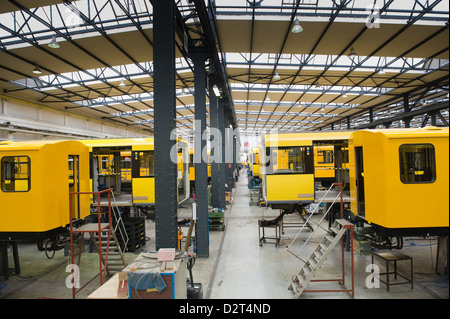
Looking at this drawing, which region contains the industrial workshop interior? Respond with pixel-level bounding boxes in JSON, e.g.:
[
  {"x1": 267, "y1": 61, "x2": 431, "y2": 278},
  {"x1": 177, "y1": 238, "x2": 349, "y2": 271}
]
[{"x1": 0, "y1": 0, "x2": 449, "y2": 308}]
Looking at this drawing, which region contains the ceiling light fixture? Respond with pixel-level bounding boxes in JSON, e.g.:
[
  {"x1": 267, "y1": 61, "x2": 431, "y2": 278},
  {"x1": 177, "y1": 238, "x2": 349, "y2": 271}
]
[
  {"x1": 48, "y1": 35, "x2": 60, "y2": 49},
  {"x1": 348, "y1": 47, "x2": 357, "y2": 58},
  {"x1": 292, "y1": 19, "x2": 303, "y2": 33},
  {"x1": 274, "y1": 71, "x2": 281, "y2": 81},
  {"x1": 341, "y1": 92, "x2": 348, "y2": 98},
  {"x1": 119, "y1": 78, "x2": 126, "y2": 87},
  {"x1": 213, "y1": 85, "x2": 221, "y2": 97},
  {"x1": 33, "y1": 65, "x2": 42, "y2": 74},
  {"x1": 377, "y1": 68, "x2": 386, "y2": 75}
]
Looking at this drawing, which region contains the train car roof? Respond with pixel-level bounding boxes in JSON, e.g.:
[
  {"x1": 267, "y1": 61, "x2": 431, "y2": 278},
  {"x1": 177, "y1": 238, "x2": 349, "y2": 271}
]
[
  {"x1": 264, "y1": 131, "x2": 353, "y2": 147},
  {"x1": 0, "y1": 139, "x2": 85, "y2": 151},
  {"x1": 79, "y1": 137, "x2": 155, "y2": 148},
  {"x1": 352, "y1": 126, "x2": 449, "y2": 139}
]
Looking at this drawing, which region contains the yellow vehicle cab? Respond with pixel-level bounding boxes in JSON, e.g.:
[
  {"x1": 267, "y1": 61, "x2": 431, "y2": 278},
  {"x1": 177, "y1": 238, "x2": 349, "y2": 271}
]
[
  {"x1": 0, "y1": 140, "x2": 90, "y2": 240},
  {"x1": 348, "y1": 126, "x2": 449, "y2": 238},
  {"x1": 261, "y1": 131, "x2": 351, "y2": 209},
  {"x1": 80, "y1": 138, "x2": 189, "y2": 207}
]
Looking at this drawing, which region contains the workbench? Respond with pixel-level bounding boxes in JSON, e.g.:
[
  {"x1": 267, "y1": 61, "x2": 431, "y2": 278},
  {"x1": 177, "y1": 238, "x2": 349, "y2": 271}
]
[{"x1": 88, "y1": 252, "x2": 187, "y2": 299}]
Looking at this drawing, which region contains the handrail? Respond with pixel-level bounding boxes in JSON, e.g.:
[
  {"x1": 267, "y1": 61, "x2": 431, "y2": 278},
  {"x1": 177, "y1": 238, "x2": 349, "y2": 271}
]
[
  {"x1": 110, "y1": 190, "x2": 129, "y2": 252},
  {"x1": 68, "y1": 188, "x2": 113, "y2": 299},
  {"x1": 286, "y1": 183, "x2": 344, "y2": 261}
]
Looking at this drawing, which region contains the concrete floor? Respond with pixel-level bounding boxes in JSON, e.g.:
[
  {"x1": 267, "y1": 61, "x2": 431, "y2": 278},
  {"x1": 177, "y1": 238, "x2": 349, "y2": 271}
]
[{"x1": 0, "y1": 170, "x2": 448, "y2": 300}]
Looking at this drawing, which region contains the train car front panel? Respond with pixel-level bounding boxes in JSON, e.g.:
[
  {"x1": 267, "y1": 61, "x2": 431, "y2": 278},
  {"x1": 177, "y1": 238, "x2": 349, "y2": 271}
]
[{"x1": 265, "y1": 174, "x2": 315, "y2": 204}]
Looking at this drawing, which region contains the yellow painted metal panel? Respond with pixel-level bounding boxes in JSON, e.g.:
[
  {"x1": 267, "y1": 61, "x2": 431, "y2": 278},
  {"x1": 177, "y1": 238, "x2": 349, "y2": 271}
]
[
  {"x1": 132, "y1": 177, "x2": 155, "y2": 205},
  {"x1": 253, "y1": 164, "x2": 260, "y2": 177},
  {"x1": 266, "y1": 174, "x2": 314, "y2": 203}
]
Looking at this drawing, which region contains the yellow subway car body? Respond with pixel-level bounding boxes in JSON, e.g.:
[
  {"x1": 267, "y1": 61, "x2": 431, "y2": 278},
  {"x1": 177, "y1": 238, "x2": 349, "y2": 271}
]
[
  {"x1": 349, "y1": 127, "x2": 449, "y2": 236},
  {"x1": 80, "y1": 138, "x2": 189, "y2": 207},
  {"x1": 0, "y1": 140, "x2": 90, "y2": 240},
  {"x1": 262, "y1": 131, "x2": 351, "y2": 209}
]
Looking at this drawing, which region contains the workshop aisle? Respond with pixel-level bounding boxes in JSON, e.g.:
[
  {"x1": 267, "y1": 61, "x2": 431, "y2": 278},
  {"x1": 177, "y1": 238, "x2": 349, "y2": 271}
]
[{"x1": 208, "y1": 170, "x2": 301, "y2": 299}]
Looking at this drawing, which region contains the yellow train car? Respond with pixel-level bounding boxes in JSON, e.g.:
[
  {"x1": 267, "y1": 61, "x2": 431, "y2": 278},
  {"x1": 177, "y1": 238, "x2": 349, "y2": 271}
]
[
  {"x1": 261, "y1": 131, "x2": 351, "y2": 209},
  {"x1": 80, "y1": 138, "x2": 189, "y2": 207},
  {"x1": 249, "y1": 147, "x2": 261, "y2": 178},
  {"x1": 349, "y1": 126, "x2": 449, "y2": 238},
  {"x1": 314, "y1": 145, "x2": 350, "y2": 188},
  {"x1": 0, "y1": 140, "x2": 90, "y2": 240}
]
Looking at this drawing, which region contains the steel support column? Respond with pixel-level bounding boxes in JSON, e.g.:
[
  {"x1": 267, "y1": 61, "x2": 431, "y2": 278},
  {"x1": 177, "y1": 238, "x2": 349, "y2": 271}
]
[
  {"x1": 209, "y1": 71, "x2": 220, "y2": 209},
  {"x1": 218, "y1": 99, "x2": 227, "y2": 209},
  {"x1": 232, "y1": 134, "x2": 237, "y2": 188},
  {"x1": 190, "y1": 50, "x2": 212, "y2": 258},
  {"x1": 403, "y1": 94, "x2": 412, "y2": 128},
  {"x1": 225, "y1": 116, "x2": 233, "y2": 192},
  {"x1": 153, "y1": 0, "x2": 178, "y2": 250},
  {"x1": 369, "y1": 108, "x2": 376, "y2": 129}
]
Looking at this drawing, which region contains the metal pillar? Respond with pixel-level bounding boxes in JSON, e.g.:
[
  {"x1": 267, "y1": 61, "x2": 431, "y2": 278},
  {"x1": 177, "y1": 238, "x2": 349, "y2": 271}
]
[
  {"x1": 403, "y1": 94, "x2": 412, "y2": 128},
  {"x1": 368, "y1": 108, "x2": 376, "y2": 129},
  {"x1": 153, "y1": 0, "x2": 178, "y2": 250},
  {"x1": 232, "y1": 135, "x2": 237, "y2": 188},
  {"x1": 226, "y1": 117, "x2": 233, "y2": 192},
  {"x1": 430, "y1": 111, "x2": 437, "y2": 126},
  {"x1": 209, "y1": 72, "x2": 220, "y2": 209},
  {"x1": 190, "y1": 49, "x2": 212, "y2": 258},
  {"x1": 218, "y1": 99, "x2": 227, "y2": 209}
]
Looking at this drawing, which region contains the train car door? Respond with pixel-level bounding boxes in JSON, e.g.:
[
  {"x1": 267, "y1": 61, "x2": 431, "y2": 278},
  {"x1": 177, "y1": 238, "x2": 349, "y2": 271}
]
[
  {"x1": 354, "y1": 147, "x2": 365, "y2": 217},
  {"x1": 69, "y1": 155, "x2": 81, "y2": 219},
  {"x1": 131, "y1": 149, "x2": 155, "y2": 205}
]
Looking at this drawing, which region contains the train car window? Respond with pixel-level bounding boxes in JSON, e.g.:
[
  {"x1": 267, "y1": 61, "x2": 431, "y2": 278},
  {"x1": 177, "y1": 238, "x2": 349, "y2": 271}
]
[
  {"x1": 189, "y1": 154, "x2": 194, "y2": 167},
  {"x1": 1, "y1": 156, "x2": 31, "y2": 192},
  {"x1": 317, "y1": 150, "x2": 334, "y2": 164},
  {"x1": 271, "y1": 146, "x2": 314, "y2": 174},
  {"x1": 68, "y1": 156, "x2": 75, "y2": 187},
  {"x1": 399, "y1": 144, "x2": 436, "y2": 184},
  {"x1": 132, "y1": 151, "x2": 155, "y2": 178},
  {"x1": 343, "y1": 149, "x2": 349, "y2": 164},
  {"x1": 121, "y1": 155, "x2": 131, "y2": 169}
]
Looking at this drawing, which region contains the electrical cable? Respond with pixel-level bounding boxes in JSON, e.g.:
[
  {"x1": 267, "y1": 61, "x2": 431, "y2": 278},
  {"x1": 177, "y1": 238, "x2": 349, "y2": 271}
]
[{"x1": 424, "y1": 275, "x2": 449, "y2": 289}]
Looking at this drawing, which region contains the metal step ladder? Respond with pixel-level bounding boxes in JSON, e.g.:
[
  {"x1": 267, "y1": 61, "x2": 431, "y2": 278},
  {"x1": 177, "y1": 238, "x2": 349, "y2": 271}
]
[
  {"x1": 288, "y1": 219, "x2": 353, "y2": 298},
  {"x1": 90, "y1": 230, "x2": 127, "y2": 275}
]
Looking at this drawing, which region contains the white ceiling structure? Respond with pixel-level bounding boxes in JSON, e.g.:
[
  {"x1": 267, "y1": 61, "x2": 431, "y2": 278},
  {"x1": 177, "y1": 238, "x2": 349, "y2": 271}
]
[{"x1": 0, "y1": 0, "x2": 448, "y2": 142}]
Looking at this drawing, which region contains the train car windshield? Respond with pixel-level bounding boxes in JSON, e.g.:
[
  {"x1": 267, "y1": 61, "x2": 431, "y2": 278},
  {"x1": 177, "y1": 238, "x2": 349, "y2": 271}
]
[{"x1": 266, "y1": 146, "x2": 314, "y2": 174}]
